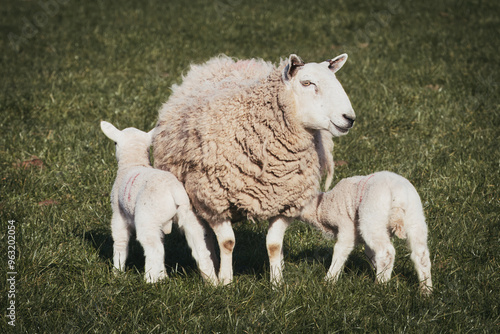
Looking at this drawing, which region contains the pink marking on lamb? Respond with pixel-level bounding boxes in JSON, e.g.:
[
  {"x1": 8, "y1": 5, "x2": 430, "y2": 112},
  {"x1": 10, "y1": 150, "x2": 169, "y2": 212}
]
[
  {"x1": 124, "y1": 173, "x2": 140, "y2": 203},
  {"x1": 357, "y1": 173, "x2": 376, "y2": 204}
]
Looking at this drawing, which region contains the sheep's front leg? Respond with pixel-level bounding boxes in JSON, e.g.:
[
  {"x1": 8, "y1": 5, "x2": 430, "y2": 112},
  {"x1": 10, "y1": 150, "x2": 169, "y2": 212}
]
[
  {"x1": 325, "y1": 221, "x2": 355, "y2": 282},
  {"x1": 212, "y1": 220, "x2": 235, "y2": 285},
  {"x1": 267, "y1": 216, "x2": 292, "y2": 286}
]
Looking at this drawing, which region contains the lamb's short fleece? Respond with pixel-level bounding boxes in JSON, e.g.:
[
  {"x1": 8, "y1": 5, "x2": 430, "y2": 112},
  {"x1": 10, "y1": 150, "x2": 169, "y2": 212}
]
[
  {"x1": 300, "y1": 171, "x2": 432, "y2": 294},
  {"x1": 100, "y1": 121, "x2": 217, "y2": 284}
]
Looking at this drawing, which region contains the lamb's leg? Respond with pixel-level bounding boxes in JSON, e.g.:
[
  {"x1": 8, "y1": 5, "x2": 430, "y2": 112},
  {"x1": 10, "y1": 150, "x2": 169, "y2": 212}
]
[
  {"x1": 111, "y1": 211, "x2": 130, "y2": 272},
  {"x1": 406, "y1": 215, "x2": 433, "y2": 295},
  {"x1": 364, "y1": 244, "x2": 377, "y2": 269},
  {"x1": 266, "y1": 216, "x2": 292, "y2": 285},
  {"x1": 212, "y1": 220, "x2": 235, "y2": 285},
  {"x1": 178, "y1": 206, "x2": 219, "y2": 285},
  {"x1": 366, "y1": 237, "x2": 396, "y2": 284},
  {"x1": 359, "y1": 208, "x2": 396, "y2": 284},
  {"x1": 135, "y1": 217, "x2": 167, "y2": 283},
  {"x1": 325, "y1": 221, "x2": 356, "y2": 282}
]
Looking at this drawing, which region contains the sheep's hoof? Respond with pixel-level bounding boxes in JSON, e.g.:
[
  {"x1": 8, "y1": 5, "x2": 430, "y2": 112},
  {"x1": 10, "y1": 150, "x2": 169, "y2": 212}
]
[
  {"x1": 218, "y1": 277, "x2": 233, "y2": 286},
  {"x1": 201, "y1": 273, "x2": 219, "y2": 286},
  {"x1": 270, "y1": 277, "x2": 285, "y2": 290},
  {"x1": 324, "y1": 274, "x2": 340, "y2": 283}
]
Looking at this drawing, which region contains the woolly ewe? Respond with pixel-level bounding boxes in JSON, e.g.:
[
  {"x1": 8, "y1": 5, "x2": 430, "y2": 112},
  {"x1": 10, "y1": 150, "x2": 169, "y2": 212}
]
[
  {"x1": 101, "y1": 121, "x2": 217, "y2": 284},
  {"x1": 300, "y1": 171, "x2": 433, "y2": 295},
  {"x1": 153, "y1": 54, "x2": 355, "y2": 285}
]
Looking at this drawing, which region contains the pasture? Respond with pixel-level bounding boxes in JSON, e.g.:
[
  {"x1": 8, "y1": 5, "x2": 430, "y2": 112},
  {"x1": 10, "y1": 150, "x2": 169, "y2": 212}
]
[{"x1": 1, "y1": 0, "x2": 498, "y2": 332}]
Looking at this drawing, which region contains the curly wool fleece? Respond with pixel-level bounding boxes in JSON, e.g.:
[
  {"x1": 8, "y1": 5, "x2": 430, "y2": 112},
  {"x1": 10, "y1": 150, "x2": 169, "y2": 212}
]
[{"x1": 153, "y1": 57, "x2": 321, "y2": 223}]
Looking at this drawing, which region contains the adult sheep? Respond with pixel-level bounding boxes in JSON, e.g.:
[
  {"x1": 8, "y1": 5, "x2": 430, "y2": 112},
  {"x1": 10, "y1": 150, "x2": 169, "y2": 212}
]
[{"x1": 153, "y1": 54, "x2": 355, "y2": 284}]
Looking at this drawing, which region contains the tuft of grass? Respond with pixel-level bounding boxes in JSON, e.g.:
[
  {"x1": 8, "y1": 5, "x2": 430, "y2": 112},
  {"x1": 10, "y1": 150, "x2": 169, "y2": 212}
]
[{"x1": 1, "y1": 0, "x2": 499, "y2": 332}]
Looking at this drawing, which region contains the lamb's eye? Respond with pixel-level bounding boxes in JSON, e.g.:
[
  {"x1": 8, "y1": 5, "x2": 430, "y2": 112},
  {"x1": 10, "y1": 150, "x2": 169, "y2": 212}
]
[{"x1": 301, "y1": 80, "x2": 312, "y2": 87}]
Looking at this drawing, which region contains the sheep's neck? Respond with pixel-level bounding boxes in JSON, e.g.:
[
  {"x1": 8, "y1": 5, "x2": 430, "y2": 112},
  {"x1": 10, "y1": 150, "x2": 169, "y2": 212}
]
[{"x1": 264, "y1": 70, "x2": 314, "y2": 152}]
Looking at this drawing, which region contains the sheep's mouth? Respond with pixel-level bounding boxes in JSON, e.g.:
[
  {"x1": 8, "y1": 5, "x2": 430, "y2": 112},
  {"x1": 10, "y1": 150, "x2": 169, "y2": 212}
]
[{"x1": 330, "y1": 121, "x2": 350, "y2": 134}]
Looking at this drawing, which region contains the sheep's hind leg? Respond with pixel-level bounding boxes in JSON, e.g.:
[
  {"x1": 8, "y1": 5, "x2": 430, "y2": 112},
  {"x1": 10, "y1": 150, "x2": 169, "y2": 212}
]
[
  {"x1": 267, "y1": 216, "x2": 292, "y2": 286},
  {"x1": 212, "y1": 220, "x2": 235, "y2": 285},
  {"x1": 112, "y1": 211, "x2": 130, "y2": 273}
]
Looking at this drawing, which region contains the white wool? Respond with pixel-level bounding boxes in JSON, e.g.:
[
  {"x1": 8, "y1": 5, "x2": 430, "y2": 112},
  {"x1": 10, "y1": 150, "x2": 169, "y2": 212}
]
[
  {"x1": 100, "y1": 121, "x2": 217, "y2": 284},
  {"x1": 153, "y1": 54, "x2": 356, "y2": 285},
  {"x1": 301, "y1": 171, "x2": 433, "y2": 295}
]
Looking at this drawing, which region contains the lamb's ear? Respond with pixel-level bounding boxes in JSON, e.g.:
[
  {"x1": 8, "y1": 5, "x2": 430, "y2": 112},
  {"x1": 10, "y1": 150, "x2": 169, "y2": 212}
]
[
  {"x1": 328, "y1": 53, "x2": 348, "y2": 73},
  {"x1": 100, "y1": 121, "x2": 122, "y2": 142},
  {"x1": 283, "y1": 54, "x2": 305, "y2": 81}
]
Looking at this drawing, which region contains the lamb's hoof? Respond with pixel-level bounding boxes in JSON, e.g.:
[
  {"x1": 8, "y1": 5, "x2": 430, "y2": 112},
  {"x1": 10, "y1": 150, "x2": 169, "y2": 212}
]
[
  {"x1": 112, "y1": 267, "x2": 125, "y2": 277},
  {"x1": 145, "y1": 271, "x2": 168, "y2": 284},
  {"x1": 419, "y1": 284, "x2": 433, "y2": 296}
]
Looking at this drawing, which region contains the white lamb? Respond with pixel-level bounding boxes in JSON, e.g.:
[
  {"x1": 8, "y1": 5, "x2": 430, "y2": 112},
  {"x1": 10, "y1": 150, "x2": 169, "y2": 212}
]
[
  {"x1": 100, "y1": 121, "x2": 218, "y2": 284},
  {"x1": 300, "y1": 171, "x2": 433, "y2": 295}
]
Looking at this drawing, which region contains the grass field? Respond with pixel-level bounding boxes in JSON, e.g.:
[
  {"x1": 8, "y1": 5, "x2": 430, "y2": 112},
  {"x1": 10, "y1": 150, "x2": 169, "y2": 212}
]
[{"x1": 1, "y1": 0, "x2": 499, "y2": 332}]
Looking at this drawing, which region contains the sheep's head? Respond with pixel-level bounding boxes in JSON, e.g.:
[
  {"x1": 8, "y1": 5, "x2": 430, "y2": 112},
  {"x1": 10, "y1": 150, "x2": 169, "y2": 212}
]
[
  {"x1": 283, "y1": 54, "x2": 355, "y2": 137},
  {"x1": 100, "y1": 121, "x2": 153, "y2": 164}
]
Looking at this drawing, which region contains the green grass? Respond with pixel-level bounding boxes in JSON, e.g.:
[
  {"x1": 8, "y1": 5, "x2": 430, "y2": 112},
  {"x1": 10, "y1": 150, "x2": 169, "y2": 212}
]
[{"x1": 1, "y1": 0, "x2": 499, "y2": 332}]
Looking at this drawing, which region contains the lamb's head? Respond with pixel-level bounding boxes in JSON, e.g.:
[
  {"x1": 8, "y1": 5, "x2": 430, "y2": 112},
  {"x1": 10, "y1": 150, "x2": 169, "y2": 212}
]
[
  {"x1": 283, "y1": 54, "x2": 355, "y2": 137},
  {"x1": 100, "y1": 121, "x2": 153, "y2": 165}
]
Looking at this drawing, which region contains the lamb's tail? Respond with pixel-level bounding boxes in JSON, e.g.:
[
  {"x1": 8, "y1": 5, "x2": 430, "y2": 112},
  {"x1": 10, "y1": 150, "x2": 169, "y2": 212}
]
[
  {"x1": 388, "y1": 180, "x2": 410, "y2": 239},
  {"x1": 388, "y1": 206, "x2": 406, "y2": 239}
]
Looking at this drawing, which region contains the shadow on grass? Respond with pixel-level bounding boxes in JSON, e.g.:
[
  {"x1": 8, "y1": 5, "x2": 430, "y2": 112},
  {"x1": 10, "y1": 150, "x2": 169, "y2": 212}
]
[
  {"x1": 291, "y1": 246, "x2": 376, "y2": 280},
  {"x1": 291, "y1": 243, "x2": 427, "y2": 288},
  {"x1": 83, "y1": 224, "x2": 270, "y2": 279},
  {"x1": 233, "y1": 227, "x2": 268, "y2": 279}
]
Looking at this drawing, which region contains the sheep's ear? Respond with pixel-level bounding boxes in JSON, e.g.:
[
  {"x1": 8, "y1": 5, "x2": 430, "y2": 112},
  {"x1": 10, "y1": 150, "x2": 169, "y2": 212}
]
[
  {"x1": 283, "y1": 54, "x2": 305, "y2": 81},
  {"x1": 100, "y1": 121, "x2": 122, "y2": 142},
  {"x1": 327, "y1": 53, "x2": 348, "y2": 73}
]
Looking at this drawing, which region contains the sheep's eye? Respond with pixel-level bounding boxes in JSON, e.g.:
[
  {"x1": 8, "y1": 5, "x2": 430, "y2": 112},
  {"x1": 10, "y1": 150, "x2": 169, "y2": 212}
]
[{"x1": 301, "y1": 80, "x2": 312, "y2": 87}]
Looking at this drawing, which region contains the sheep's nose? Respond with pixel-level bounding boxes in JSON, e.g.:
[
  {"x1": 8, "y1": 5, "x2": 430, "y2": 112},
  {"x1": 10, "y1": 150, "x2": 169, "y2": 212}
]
[{"x1": 343, "y1": 114, "x2": 356, "y2": 128}]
